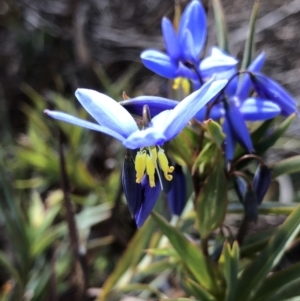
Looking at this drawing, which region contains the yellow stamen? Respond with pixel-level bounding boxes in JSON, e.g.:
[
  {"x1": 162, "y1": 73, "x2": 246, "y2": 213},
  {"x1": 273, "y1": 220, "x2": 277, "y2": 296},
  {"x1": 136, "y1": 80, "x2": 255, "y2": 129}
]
[
  {"x1": 150, "y1": 146, "x2": 157, "y2": 161},
  {"x1": 146, "y1": 155, "x2": 156, "y2": 187},
  {"x1": 135, "y1": 150, "x2": 147, "y2": 183},
  {"x1": 158, "y1": 148, "x2": 174, "y2": 181},
  {"x1": 172, "y1": 77, "x2": 190, "y2": 95}
]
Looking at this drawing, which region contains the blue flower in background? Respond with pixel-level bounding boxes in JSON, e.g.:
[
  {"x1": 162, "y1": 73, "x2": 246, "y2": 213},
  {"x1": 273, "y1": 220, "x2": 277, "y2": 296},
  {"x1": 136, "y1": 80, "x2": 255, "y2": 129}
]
[
  {"x1": 45, "y1": 78, "x2": 227, "y2": 227},
  {"x1": 221, "y1": 52, "x2": 297, "y2": 161},
  {"x1": 196, "y1": 52, "x2": 283, "y2": 161},
  {"x1": 141, "y1": 0, "x2": 207, "y2": 80}
]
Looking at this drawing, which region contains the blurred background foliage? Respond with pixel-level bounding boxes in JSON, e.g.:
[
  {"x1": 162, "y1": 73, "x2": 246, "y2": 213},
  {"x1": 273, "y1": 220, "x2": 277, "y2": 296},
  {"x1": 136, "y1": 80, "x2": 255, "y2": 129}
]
[{"x1": 1, "y1": 0, "x2": 300, "y2": 300}]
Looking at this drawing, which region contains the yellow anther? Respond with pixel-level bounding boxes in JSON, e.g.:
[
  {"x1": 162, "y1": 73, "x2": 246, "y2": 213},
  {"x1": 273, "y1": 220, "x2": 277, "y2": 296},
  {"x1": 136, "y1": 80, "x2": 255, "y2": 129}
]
[
  {"x1": 135, "y1": 150, "x2": 147, "y2": 184},
  {"x1": 146, "y1": 155, "x2": 156, "y2": 187},
  {"x1": 172, "y1": 77, "x2": 190, "y2": 95},
  {"x1": 157, "y1": 148, "x2": 174, "y2": 181},
  {"x1": 150, "y1": 146, "x2": 157, "y2": 161}
]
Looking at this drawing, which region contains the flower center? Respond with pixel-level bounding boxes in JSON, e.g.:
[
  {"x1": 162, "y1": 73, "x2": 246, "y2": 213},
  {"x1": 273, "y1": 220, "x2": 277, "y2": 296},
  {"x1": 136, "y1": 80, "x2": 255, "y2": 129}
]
[{"x1": 135, "y1": 146, "x2": 174, "y2": 188}]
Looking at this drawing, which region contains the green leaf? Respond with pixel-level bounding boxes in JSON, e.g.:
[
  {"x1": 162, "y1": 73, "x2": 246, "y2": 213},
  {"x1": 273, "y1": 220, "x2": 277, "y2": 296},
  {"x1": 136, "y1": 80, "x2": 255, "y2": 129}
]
[
  {"x1": 255, "y1": 114, "x2": 296, "y2": 154},
  {"x1": 185, "y1": 278, "x2": 218, "y2": 301},
  {"x1": 241, "y1": 1, "x2": 260, "y2": 69},
  {"x1": 136, "y1": 259, "x2": 176, "y2": 278},
  {"x1": 212, "y1": 0, "x2": 229, "y2": 52},
  {"x1": 206, "y1": 119, "x2": 225, "y2": 150},
  {"x1": 160, "y1": 299, "x2": 201, "y2": 301},
  {"x1": 219, "y1": 241, "x2": 239, "y2": 301},
  {"x1": 234, "y1": 119, "x2": 274, "y2": 159},
  {"x1": 271, "y1": 155, "x2": 300, "y2": 178},
  {"x1": 98, "y1": 218, "x2": 155, "y2": 301},
  {"x1": 240, "y1": 228, "x2": 275, "y2": 258},
  {"x1": 169, "y1": 128, "x2": 198, "y2": 168},
  {"x1": 235, "y1": 203, "x2": 300, "y2": 301},
  {"x1": 251, "y1": 262, "x2": 300, "y2": 301},
  {"x1": 151, "y1": 211, "x2": 220, "y2": 296},
  {"x1": 0, "y1": 250, "x2": 24, "y2": 293},
  {"x1": 195, "y1": 154, "x2": 227, "y2": 239},
  {"x1": 191, "y1": 142, "x2": 215, "y2": 175}
]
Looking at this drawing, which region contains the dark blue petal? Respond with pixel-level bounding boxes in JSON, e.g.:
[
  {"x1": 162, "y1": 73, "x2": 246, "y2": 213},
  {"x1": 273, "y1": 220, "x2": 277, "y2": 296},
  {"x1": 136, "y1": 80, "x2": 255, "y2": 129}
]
[
  {"x1": 253, "y1": 164, "x2": 271, "y2": 204},
  {"x1": 119, "y1": 96, "x2": 178, "y2": 117},
  {"x1": 243, "y1": 187, "x2": 258, "y2": 221},
  {"x1": 225, "y1": 100, "x2": 254, "y2": 153},
  {"x1": 167, "y1": 164, "x2": 186, "y2": 216},
  {"x1": 181, "y1": 29, "x2": 196, "y2": 63},
  {"x1": 176, "y1": 62, "x2": 199, "y2": 80},
  {"x1": 135, "y1": 176, "x2": 161, "y2": 228},
  {"x1": 251, "y1": 72, "x2": 297, "y2": 116},
  {"x1": 162, "y1": 17, "x2": 181, "y2": 61},
  {"x1": 237, "y1": 52, "x2": 266, "y2": 101},
  {"x1": 194, "y1": 103, "x2": 225, "y2": 121},
  {"x1": 240, "y1": 97, "x2": 281, "y2": 121},
  {"x1": 234, "y1": 176, "x2": 247, "y2": 203},
  {"x1": 178, "y1": 0, "x2": 207, "y2": 60},
  {"x1": 222, "y1": 119, "x2": 237, "y2": 162},
  {"x1": 140, "y1": 49, "x2": 178, "y2": 78},
  {"x1": 122, "y1": 154, "x2": 143, "y2": 217}
]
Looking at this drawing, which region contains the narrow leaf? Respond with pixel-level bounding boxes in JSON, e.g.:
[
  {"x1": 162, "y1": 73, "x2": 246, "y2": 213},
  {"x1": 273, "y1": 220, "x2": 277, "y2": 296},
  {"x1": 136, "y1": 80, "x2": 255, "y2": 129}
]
[
  {"x1": 241, "y1": 1, "x2": 260, "y2": 69},
  {"x1": 151, "y1": 211, "x2": 220, "y2": 296},
  {"x1": 206, "y1": 119, "x2": 225, "y2": 150},
  {"x1": 271, "y1": 155, "x2": 300, "y2": 178},
  {"x1": 235, "y1": 203, "x2": 300, "y2": 301},
  {"x1": 196, "y1": 153, "x2": 227, "y2": 239},
  {"x1": 185, "y1": 278, "x2": 218, "y2": 301},
  {"x1": 251, "y1": 262, "x2": 300, "y2": 301},
  {"x1": 98, "y1": 218, "x2": 154, "y2": 301},
  {"x1": 212, "y1": 0, "x2": 229, "y2": 52},
  {"x1": 255, "y1": 114, "x2": 296, "y2": 154}
]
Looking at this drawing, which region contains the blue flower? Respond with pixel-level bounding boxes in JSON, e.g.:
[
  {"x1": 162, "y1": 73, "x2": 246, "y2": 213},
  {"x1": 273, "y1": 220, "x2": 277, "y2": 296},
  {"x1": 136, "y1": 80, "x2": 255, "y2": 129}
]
[
  {"x1": 221, "y1": 52, "x2": 281, "y2": 161},
  {"x1": 195, "y1": 52, "x2": 282, "y2": 161},
  {"x1": 141, "y1": 0, "x2": 206, "y2": 80},
  {"x1": 45, "y1": 78, "x2": 227, "y2": 226},
  {"x1": 45, "y1": 78, "x2": 226, "y2": 151}
]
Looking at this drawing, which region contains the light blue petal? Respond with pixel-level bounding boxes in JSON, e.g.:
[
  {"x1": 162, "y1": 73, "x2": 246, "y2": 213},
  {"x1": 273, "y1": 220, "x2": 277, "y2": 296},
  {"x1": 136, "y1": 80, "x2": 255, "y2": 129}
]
[
  {"x1": 124, "y1": 128, "x2": 166, "y2": 149},
  {"x1": 75, "y1": 89, "x2": 138, "y2": 138},
  {"x1": 161, "y1": 78, "x2": 228, "y2": 140},
  {"x1": 162, "y1": 17, "x2": 180, "y2": 61},
  {"x1": 237, "y1": 52, "x2": 266, "y2": 100},
  {"x1": 200, "y1": 48, "x2": 238, "y2": 91},
  {"x1": 140, "y1": 49, "x2": 178, "y2": 78},
  {"x1": 44, "y1": 110, "x2": 125, "y2": 142},
  {"x1": 151, "y1": 110, "x2": 172, "y2": 130},
  {"x1": 200, "y1": 47, "x2": 238, "y2": 75},
  {"x1": 179, "y1": 0, "x2": 207, "y2": 59},
  {"x1": 119, "y1": 96, "x2": 178, "y2": 117},
  {"x1": 240, "y1": 98, "x2": 281, "y2": 121}
]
